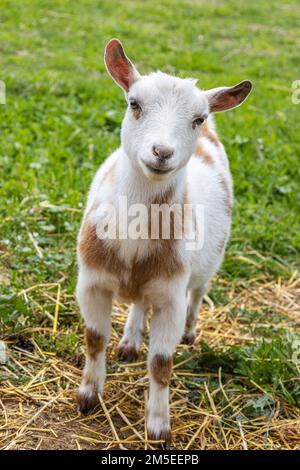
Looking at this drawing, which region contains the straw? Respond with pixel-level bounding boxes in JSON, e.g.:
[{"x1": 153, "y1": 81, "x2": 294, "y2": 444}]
[{"x1": 1, "y1": 270, "x2": 299, "y2": 450}]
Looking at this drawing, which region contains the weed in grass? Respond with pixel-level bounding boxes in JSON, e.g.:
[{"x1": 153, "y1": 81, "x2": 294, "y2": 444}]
[{"x1": 182, "y1": 330, "x2": 300, "y2": 407}]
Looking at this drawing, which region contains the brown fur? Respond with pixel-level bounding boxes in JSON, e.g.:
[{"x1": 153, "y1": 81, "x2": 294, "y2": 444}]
[
  {"x1": 150, "y1": 354, "x2": 172, "y2": 387},
  {"x1": 194, "y1": 142, "x2": 214, "y2": 165},
  {"x1": 185, "y1": 305, "x2": 193, "y2": 330},
  {"x1": 78, "y1": 186, "x2": 186, "y2": 301},
  {"x1": 182, "y1": 305, "x2": 196, "y2": 344},
  {"x1": 182, "y1": 332, "x2": 196, "y2": 345},
  {"x1": 149, "y1": 186, "x2": 177, "y2": 239},
  {"x1": 79, "y1": 222, "x2": 123, "y2": 271},
  {"x1": 151, "y1": 186, "x2": 175, "y2": 205},
  {"x1": 148, "y1": 429, "x2": 172, "y2": 448},
  {"x1": 78, "y1": 222, "x2": 184, "y2": 301},
  {"x1": 132, "y1": 107, "x2": 141, "y2": 120},
  {"x1": 201, "y1": 121, "x2": 220, "y2": 147},
  {"x1": 117, "y1": 342, "x2": 139, "y2": 362},
  {"x1": 121, "y1": 242, "x2": 183, "y2": 300},
  {"x1": 86, "y1": 327, "x2": 105, "y2": 360},
  {"x1": 77, "y1": 387, "x2": 99, "y2": 414}
]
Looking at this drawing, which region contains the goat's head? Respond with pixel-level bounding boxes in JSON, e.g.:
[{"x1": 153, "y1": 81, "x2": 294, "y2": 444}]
[{"x1": 104, "y1": 39, "x2": 252, "y2": 182}]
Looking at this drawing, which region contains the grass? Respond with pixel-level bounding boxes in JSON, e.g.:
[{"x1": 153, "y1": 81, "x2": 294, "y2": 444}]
[
  {"x1": 185, "y1": 331, "x2": 300, "y2": 407},
  {"x1": 0, "y1": 0, "x2": 299, "y2": 450}
]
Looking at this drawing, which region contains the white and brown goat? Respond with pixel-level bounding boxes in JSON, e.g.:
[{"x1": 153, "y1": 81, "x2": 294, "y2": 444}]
[{"x1": 76, "y1": 38, "x2": 252, "y2": 445}]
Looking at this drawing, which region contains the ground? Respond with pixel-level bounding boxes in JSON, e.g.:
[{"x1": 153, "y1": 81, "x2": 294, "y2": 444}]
[{"x1": 0, "y1": 0, "x2": 299, "y2": 450}]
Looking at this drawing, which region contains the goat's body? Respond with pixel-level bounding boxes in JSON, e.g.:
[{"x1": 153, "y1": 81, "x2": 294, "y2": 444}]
[
  {"x1": 78, "y1": 117, "x2": 232, "y2": 306},
  {"x1": 76, "y1": 119, "x2": 232, "y2": 438},
  {"x1": 76, "y1": 40, "x2": 251, "y2": 445}
]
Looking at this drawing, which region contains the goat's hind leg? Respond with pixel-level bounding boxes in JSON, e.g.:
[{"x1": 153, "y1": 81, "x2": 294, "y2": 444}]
[
  {"x1": 76, "y1": 276, "x2": 112, "y2": 414},
  {"x1": 182, "y1": 283, "x2": 208, "y2": 345},
  {"x1": 117, "y1": 303, "x2": 146, "y2": 362}
]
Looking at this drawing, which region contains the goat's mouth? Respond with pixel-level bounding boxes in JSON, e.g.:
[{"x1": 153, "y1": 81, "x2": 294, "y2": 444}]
[{"x1": 143, "y1": 161, "x2": 174, "y2": 175}]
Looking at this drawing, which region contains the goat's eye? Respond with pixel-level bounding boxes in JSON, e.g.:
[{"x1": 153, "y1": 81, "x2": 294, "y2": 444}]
[
  {"x1": 129, "y1": 99, "x2": 141, "y2": 110},
  {"x1": 192, "y1": 116, "x2": 205, "y2": 128},
  {"x1": 129, "y1": 99, "x2": 142, "y2": 119}
]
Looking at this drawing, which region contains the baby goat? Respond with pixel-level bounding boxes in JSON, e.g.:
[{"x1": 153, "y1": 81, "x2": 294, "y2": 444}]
[{"x1": 76, "y1": 39, "x2": 252, "y2": 446}]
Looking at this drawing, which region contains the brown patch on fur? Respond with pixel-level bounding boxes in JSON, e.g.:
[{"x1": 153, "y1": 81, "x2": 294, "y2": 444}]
[
  {"x1": 148, "y1": 429, "x2": 172, "y2": 449},
  {"x1": 78, "y1": 186, "x2": 185, "y2": 301},
  {"x1": 185, "y1": 305, "x2": 193, "y2": 330},
  {"x1": 79, "y1": 222, "x2": 184, "y2": 301},
  {"x1": 148, "y1": 186, "x2": 177, "y2": 238},
  {"x1": 182, "y1": 332, "x2": 196, "y2": 345},
  {"x1": 151, "y1": 354, "x2": 172, "y2": 387},
  {"x1": 146, "y1": 187, "x2": 189, "y2": 277},
  {"x1": 119, "y1": 244, "x2": 183, "y2": 300},
  {"x1": 117, "y1": 342, "x2": 138, "y2": 362},
  {"x1": 78, "y1": 223, "x2": 125, "y2": 272},
  {"x1": 219, "y1": 175, "x2": 232, "y2": 216},
  {"x1": 194, "y1": 142, "x2": 214, "y2": 165},
  {"x1": 86, "y1": 328, "x2": 104, "y2": 360},
  {"x1": 132, "y1": 107, "x2": 141, "y2": 120},
  {"x1": 151, "y1": 186, "x2": 175, "y2": 206},
  {"x1": 201, "y1": 121, "x2": 220, "y2": 147},
  {"x1": 77, "y1": 388, "x2": 99, "y2": 415},
  {"x1": 183, "y1": 306, "x2": 196, "y2": 344}
]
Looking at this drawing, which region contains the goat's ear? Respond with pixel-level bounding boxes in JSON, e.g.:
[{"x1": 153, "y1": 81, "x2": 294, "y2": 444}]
[
  {"x1": 104, "y1": 39, "x2": 140, "y2": 92},
  {"x1": 206, "y1": 80, "x2": 252, "y2": 113}
]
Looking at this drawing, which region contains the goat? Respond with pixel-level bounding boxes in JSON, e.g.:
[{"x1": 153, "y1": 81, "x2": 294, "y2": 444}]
[{"x1": 76, "y1": 38, "x2": 252, "y2": 446}]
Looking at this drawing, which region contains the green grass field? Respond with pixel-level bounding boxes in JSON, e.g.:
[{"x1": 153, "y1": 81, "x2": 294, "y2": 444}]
[{"x1": 0, "y1": 0, "x2": 299, "y2": 450}]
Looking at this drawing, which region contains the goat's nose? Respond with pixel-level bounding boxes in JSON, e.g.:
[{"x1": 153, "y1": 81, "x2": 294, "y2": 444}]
[{"x1": 152, "y1": 144, "x2": 174, "y2": 160}]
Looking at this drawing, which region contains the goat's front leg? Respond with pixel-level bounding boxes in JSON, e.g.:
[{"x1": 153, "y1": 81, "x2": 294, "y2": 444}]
[
  {"x1": 147, "y1": 291, "x2": 187, "y2": 447},
  {"x1": 76, "y1": 276, "x2": 112, "y2": 414},
  {"x1": 117, "y1": 303, "x2": 147, "y2": 362}
]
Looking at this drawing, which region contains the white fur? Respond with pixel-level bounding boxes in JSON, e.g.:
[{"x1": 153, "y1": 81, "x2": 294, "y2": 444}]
[{"x1": 118, "y1": 303, "x2": 146, "y2": 352}]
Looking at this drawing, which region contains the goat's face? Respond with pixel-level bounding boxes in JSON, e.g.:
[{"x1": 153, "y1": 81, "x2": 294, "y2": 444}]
[
  {"x1": 105, "y1": 39, "x2": 252, "y2": 182},
  {"x1": 122, "y1": 73, "x2": 209, "y2": 181}
]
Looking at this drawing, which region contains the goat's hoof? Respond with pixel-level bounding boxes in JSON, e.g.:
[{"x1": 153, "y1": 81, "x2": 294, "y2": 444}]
[
  {"x1": 77, "y1": 390, "x2": 99, "y2": 415},
  {"x1": 148, "y1": 429, "x2": 172, "y2": 450},
  {"x1": 182, "y1": 332, "x2": 196, "y2": 345},
  {"x1": 117, "y1": 342, "x2": 138, "y2": 362}
]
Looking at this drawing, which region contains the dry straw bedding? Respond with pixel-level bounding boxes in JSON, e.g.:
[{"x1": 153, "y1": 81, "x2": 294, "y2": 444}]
[{"x1": 0, "y1": 274, "x2": 299, "y2": 450}]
